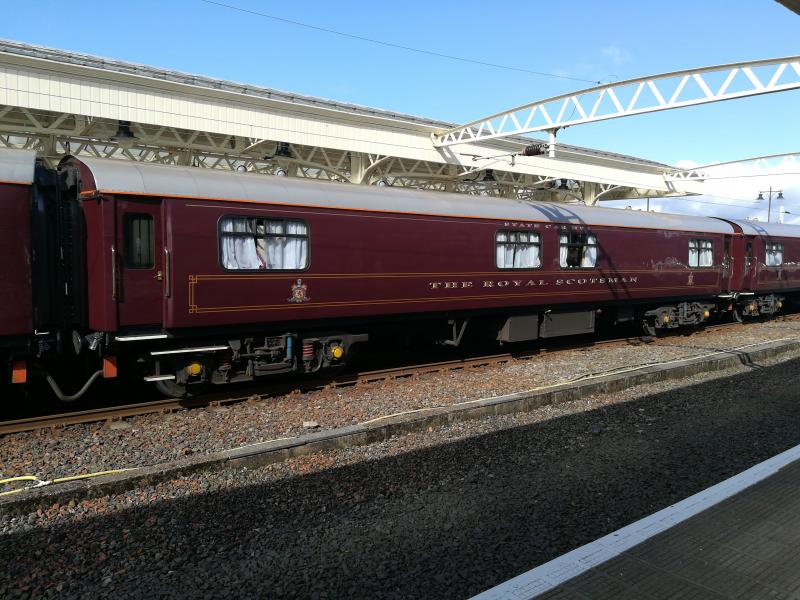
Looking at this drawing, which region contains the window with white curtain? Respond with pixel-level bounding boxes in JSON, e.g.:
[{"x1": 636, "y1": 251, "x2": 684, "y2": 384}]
[
  {"x1": 766, "y1": 242, "x2": 784, "y2": 266},
  {"x1": 559, "y1": 233, "x2": 598, "y2": 268},
  {"x1": 688, "y1": 239, "x2": 713, "y2": 268},
  {"x1": 495, "y1": 231, "x2": 541, "y2": 269},
  {"x1": 219, "y1": 216, "x2": 309, "y2": 270}
]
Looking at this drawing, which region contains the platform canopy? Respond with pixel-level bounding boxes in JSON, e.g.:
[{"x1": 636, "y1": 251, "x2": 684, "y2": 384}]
[
  {"x1": 776, "y1": 0, "x2": 800, "y2": 15},
  {"x1": 0, "y1": 39, "x2": 702, "y2": 205}
]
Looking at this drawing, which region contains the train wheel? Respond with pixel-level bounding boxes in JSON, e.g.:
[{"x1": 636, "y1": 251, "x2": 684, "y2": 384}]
[
  {"x1": 153, "y1": 378, "x2": 209, "y2": 399},
  {"x1": 732, "y1": 307, "x2": 743, "y2": 323},
  {"x1": 641, "y1": 318, "x2": 657, "y2": 338}
]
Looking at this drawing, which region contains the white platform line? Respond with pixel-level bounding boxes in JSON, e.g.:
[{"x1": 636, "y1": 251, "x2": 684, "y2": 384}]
[{"x1": 471, "y1": 443, "x2": 800, "y2": 600}]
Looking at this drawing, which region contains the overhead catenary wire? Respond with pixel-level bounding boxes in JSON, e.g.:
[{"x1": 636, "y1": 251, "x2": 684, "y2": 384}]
[{"x1": 199, "y1": 0, "x2": 603, "y2": 85}]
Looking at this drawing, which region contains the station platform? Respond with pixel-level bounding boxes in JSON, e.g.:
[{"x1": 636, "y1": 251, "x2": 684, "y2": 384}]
[{"x1": 474, "y1": 444, "x2": 800, "y2": 600}]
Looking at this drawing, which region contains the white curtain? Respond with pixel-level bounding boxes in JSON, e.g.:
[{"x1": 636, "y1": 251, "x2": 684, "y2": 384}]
[
  {"x1": 265, "y1": 221, "x2": 284, "y2": 269},
  {"x1": 689, "y1": 244, "x2": 699, "y2": 268},
  {"x1": 221, "y1": 217, "x2": 308, "y2": 270},
  {"x1": 496, "y1": 231, "x2": 510, "y2": 268},
  {"x1": 699, "y1": 241, "x2": 713, "y2": 267},
  {"x1": 517, "y1": 233, "x2": 540, "y2": 268},
  {"x1": 285, "y1": 221, "x2": 309, "y2": 270},
  {"x1": 559, "y1": 235, "x2": 569, "y2": 268},
  {"x1": 221, "y1": 218, "x2": 261, "y2": 270},
  {"x1": 581, "y1": 235, "x2": 598, "y2": 267},
  {"x1": 767, "y1": 244, "x2": 783, "y2": 266},
  {"x1": 265, "y1": 220, "x2": 308, "y2": 270},
  {"x1": 496, "y1": 232, "x2": 539, "y2": 268},
  {"x1": 689, "y1": 240, "x2": 713, "y2": 268}
]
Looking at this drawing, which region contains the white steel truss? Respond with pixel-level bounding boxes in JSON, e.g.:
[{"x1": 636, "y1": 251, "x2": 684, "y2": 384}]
[
  {"x1": 665, "y1": 152, "x2": 800, "y2": 181},
  {"x1": 0, "y1": 108, "x2": 569, "y2": 200},
  {"x1": 433, "y1": 57, "x2": 800, "y2": 151}
]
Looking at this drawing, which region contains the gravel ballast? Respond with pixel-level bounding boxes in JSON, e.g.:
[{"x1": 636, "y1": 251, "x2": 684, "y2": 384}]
[
  {"x1": 2, "y1": 319, "x2": 800, "y2": 483},
  {"x1": 2, "y1": 343, "x2": 800, "y2": 598}
]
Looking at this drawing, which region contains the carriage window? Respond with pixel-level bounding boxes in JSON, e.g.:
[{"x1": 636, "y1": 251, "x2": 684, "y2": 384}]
[
  {"x1": 559, "y1": 233, "x2": 597, "y2": 268},
  {"x1": 219, "y1": 216, "x2": 309, "y2": 270},
  {"x1": 496, "y1": 231, "x2": 541, "y2": 269},
  {"x1": 688, "y1": 239, "x2": 713, "y2": 268},
  {"x1": 123, "y1": 214, "x2": 154, "y2": 269},
  {"x1": 766, "y1": 242, "x2": 784, "y2": 266}
]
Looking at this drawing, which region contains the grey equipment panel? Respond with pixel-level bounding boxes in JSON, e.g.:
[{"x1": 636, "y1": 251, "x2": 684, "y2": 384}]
[
  {"x1": 540, "y1": 311, "x2": 596, "y2": 338},
  {"x1": 498, "y1": 314, "x2": 539, "y2": 343}
]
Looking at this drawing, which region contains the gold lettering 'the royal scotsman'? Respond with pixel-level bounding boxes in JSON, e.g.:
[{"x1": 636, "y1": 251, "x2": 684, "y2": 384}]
[{"x1": 428, "y1": 276, "x2": 639, "y2": 290}]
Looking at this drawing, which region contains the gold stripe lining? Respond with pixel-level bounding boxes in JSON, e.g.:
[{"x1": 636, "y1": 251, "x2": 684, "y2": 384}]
[{"x1": 190, "y1": 285, "x2": 717, "y2": 314}]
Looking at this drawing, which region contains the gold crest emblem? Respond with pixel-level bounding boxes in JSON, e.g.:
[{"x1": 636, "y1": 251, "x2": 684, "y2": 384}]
[{"x1": 288, "y1": 278, "x2": 310, "y2": 303}]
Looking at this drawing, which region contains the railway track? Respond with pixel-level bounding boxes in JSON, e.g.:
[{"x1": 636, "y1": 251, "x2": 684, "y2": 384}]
[
  {"x1": 2, "y1": 316, "x2": 796, "y2": 435},
  {"x1": 0, "y1": 351, "x2": 545, "y2": 435}
]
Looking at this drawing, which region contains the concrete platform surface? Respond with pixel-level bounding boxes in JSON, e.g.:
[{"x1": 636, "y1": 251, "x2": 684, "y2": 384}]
[{"x1": 474, "y1": 443, "x2": 800, "y2": 599}]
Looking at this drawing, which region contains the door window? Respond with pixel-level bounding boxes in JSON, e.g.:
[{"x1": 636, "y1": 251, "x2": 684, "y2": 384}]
[{"x1": 123, "y1": 213, "x2": 155, "y2": 269}]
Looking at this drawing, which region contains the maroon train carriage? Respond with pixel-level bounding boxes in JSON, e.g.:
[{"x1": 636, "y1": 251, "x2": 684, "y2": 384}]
[
  {"x1": 1, "y1": 147, "x2": 799, "y2": 399},
  {"x1": 722, "y1": 219, "x2": 799, "y2": 318},
  {"x1": 0, "y1": 149, "x2": 36, "y2": 384}
]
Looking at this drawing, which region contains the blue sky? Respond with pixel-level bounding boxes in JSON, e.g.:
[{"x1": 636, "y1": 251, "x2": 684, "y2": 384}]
[{"x1": 1, "y1": 0, "x2": 798, "y2": 219}]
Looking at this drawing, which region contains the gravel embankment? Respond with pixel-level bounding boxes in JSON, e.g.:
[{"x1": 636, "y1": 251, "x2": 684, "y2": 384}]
[
  {"x1": 2, "y1": 319, "x2": 800, "y2": 482},
  {"x1": 2, "y1": 350, "x2": 800, "y2": 599}
]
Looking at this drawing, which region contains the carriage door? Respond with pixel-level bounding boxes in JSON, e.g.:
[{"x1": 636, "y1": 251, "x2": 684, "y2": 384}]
[
  {"x1": 116, "y1": 198, "x2": 164, "y2": 326},
  {"x1": 742, "y1": 238, "x2": 756, "y2": 291},
  {"x1": 722, "y1": 236, "x2": 734, "y2": 290}
]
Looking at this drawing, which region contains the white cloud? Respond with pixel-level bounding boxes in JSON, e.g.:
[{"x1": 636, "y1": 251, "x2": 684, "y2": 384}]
[
  {"x1": 674, "y1": 159, "x2": 701, "y2": 170},
  {"x1": 605, "y1": 159, "x2": 800, "y2": 224},
  {"x1": 601, "y1": 45, "x2": 629, "y2": 66}
]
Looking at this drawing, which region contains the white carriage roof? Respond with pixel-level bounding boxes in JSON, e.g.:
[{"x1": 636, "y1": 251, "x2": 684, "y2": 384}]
[
  {"x1": 73, "y1": 156, "x2": 734, "y2": 234},
  {"x1": 0, "y1": 148, "x2": 36, "y2": 184},
  {"x1": 728, "y1": 218, "x2": 800, "y2": 239}
]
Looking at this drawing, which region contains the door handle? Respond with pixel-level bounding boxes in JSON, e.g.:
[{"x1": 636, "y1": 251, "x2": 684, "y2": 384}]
[
  {"x1": 111, "y1": 245, "x2": 118, "y2": 300},
  {"x1": 154, "y1": 271, "x2": 163, "y2": 281},
  {"x1": 163, "y1": 248, "x2": 171, "y2": 298}
]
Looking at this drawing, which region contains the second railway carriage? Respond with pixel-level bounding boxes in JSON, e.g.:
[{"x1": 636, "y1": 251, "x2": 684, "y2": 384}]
[
  {"x1": 722, "y1": 219, "x2": 800, "y2": 318},
  {"x1": 57, "y1": 155, "x2": 742, "y2": 396}
]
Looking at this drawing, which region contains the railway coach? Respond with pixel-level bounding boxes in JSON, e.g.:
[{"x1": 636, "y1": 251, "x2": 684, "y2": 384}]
[{"x1": 1, "y1": 147, "x2": 798, "y2": 399}]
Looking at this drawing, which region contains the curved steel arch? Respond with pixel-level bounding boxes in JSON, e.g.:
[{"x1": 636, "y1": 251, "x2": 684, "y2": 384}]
[
  {"x1": 665, "y1": 151, "x2": 800, "y2": 181},
  {"x1": 432, "y1": 56, "x2": 800, "y2": 151}
]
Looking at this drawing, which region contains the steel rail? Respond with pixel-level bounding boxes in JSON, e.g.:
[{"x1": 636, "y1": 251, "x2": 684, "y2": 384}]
[
  {"x1": 0, "y1": 352, "x2": 543, "y2": 435},
  {"x1": 2, "y1": 316, "x2": 797, "y2": 436}
]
